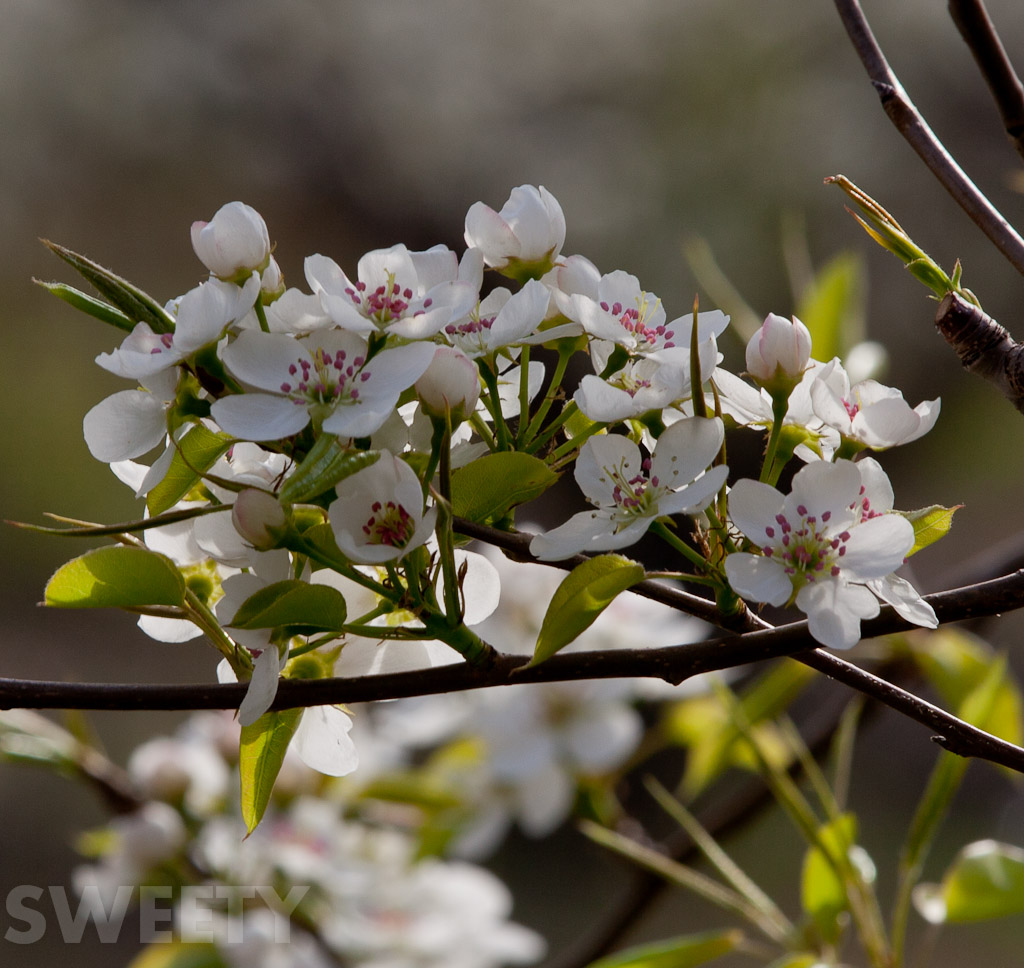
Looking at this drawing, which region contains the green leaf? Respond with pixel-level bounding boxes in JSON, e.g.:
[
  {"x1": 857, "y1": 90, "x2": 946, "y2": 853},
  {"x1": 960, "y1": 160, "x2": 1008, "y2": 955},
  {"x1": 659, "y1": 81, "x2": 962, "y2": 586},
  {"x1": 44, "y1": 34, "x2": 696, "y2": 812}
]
[
  {"x1": 43, "y1": 240, "x2": 175, "y2": 334},
  {"x1": 45, "y1": 546, "x2": 185, "y2": 609},
  {"x1": 239, "y1": 708, "x2": 303, "y2": 834},
  {"x1": 898, "y1": 505, "x2": 960, "y2": 558},
  {"x1": 794, "y1": 252, "x2": 864, "y2": 361},
  {"x1": 530, "y1": 555, "x2": 645, "y2": 666},
  {"x1": 801, "y1": 814, "x2": 856, "y2": 944},
  {"x1": 451, "y1": 452, "x2": 559, "y2": 524},
  {"x1": 584, "y1": 930, "x2": 742, "y2": 968},
  {"x1": 228, "y1": 579, "x2": 347, "y2": 635},
  {"x1": 914, "y1": 840, "x2": 1024, "y2": 924},
  {"x1": 127, "y1": 941, "x2": 225, "y2": 968},
  {"x1": 147, "y1": 424, "x2": 235, "y2": 515},
  {"x1": 279, "y1": 436, "x2": 380, "y2": 505},
  {"x1": 33, "y1": 279, "x2": 135, "y2": 332}
]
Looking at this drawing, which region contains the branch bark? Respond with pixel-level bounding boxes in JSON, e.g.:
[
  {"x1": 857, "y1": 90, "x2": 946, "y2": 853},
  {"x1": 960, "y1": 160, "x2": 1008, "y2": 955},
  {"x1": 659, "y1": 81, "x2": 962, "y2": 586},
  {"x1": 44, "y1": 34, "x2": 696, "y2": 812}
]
[
  {"x1": 832, "y1": 0, "x2": 1024, "y2": 276},
  {"x1": 949, "y1": 0, "x2": 1024, "y2": 164}
]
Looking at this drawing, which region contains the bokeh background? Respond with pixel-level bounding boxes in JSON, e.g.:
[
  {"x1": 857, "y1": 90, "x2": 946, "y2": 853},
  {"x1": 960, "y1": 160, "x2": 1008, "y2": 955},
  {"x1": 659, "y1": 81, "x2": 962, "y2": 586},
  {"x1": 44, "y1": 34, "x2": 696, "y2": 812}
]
[{"x1": 3, "y1": 0, "x2": 1024, "y2": 964}]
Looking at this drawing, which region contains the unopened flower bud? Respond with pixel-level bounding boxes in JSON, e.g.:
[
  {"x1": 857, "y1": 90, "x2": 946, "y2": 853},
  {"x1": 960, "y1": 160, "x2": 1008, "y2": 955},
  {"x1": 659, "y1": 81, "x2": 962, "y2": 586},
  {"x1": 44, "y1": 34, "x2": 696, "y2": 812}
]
[
  {"x1": 260, "y1": 256, "x2": 285, "y2": 302},
  {"x1": 231, "y1": 488, "x2": 289, "y2": 550},
  {"x1": 464, "y1": 185, "x2": 566, "y2": 281},
  {"x1": 415, "y1": 345, "x2": 481, "y2": 423},
  {"x1": 191, "y1": 201, "x2": 271, "y2": 283},
  {"x1": 745, "y1": 313, "x2": 812, "y2": 394}
]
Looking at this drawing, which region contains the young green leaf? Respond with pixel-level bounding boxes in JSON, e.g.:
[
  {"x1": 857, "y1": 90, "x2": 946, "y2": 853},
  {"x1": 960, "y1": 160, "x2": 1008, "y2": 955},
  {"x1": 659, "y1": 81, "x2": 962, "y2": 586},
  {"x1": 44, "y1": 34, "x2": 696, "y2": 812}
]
[
  {"x1": 898, "y1": 504, "x2": 961, "y2": 558},
  {"x1": 279, "y1": 437, "x2": 380, "y2": 505},
  {"x1": 914, "y1": 840, "x2": 1024, "y2": 924},
  {"x1": 451, "y1": 452, "x2": 559, "y2": 524},
  {"x1": 34, "y1": 279, "x2": 135, "y2": 332},
  {"x1": 584, "y1": 929, "x2": 742, "y2": 968},
  {"x1": 228, "y1": 579, "x2": 347, "y2": 635},
  {"x1": 43, "y1": 240, "x2": 176, "y2": 334},
  {"x1": 147, "y1": 424, "x2": 235, "y2": 515},
  {"x1": 44, "y1": 546, "x2": 185, "y2": 609},
  {"x1": 801, "y1": 814, "x2": 857, "y2": 944},
  {"x1": 239, "y1": 708, "x2": 303, "y2": 835},
  {"x1": 530, "y1": 554, "x2": 645, "y2": 666}
]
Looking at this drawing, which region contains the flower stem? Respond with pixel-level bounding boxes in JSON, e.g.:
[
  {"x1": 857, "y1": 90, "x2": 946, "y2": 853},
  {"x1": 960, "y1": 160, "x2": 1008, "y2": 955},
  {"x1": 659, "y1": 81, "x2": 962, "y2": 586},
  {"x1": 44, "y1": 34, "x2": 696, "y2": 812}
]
[
  {"x1": 479, "y1": 360, "x2": 512, "y2": 450},
  {"x1": 650, "y1": 520, "x2": 712, "y2": 575},
  {"x1": 759, "y1": 392, "x2": 790, "y2": 485}
]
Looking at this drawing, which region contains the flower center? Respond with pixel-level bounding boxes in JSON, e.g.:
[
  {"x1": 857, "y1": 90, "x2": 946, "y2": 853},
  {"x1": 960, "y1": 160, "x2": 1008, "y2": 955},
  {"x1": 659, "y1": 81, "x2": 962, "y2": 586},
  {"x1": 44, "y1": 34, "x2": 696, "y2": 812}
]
[
  {"x1": 601, "y1": 457, "x2": 661, "y2": 527},
  {"x1": 599, "y1": 292, "x2": 674, "y2": 353},
  {"x1": 445, "y1": 308, "x2": 495, "y2": 356},
  {"x1": 608, "y1": 363, "x2": 653, "y2": 398},
  {"x1": 362, "y1": 500, "x2": 414, "y2": 548},
  {"x1": 762, "y1": 505, "x2": 849, "y2": 586},
  {"x1": 278, "y1": 347, "x2": 370, "y2": 408},
  {"x1": 344, "y1": 271, "x2": 432, "y2": 328}
]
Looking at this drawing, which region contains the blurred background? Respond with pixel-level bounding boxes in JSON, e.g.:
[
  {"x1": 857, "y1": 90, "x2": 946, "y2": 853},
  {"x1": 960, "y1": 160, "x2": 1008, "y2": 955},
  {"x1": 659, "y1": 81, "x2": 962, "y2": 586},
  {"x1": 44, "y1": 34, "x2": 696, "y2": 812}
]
[{"x1": 3, "y1": 0, "x2": 1024, "y2": 964}]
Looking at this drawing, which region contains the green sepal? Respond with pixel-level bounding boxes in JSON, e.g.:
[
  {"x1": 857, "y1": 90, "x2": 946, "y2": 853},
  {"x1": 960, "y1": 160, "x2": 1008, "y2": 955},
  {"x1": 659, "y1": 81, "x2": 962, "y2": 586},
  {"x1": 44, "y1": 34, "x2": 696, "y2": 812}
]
[
  {"x1": 33, "y1": 279, "x2": 135, "y2": 332},
  {"x1": 583, "y1": 929, "x2": 742, "y2": 968},
  {"x1": 239, "y1": 708, "x2": 304, "y2": 835},
  {"x1": 228, "y1": 579, "x2": 347, "y2": 636},
  {"x1": 147, "y1": 424, "x2": 235, "y2": 515},
  {"x1": 451, "y1": 452, "x2": 558, "y2": 524},
  {"x1": 914, "y1": 840, "x2": 1024, "y2": 924},
  {"x1": 45, "y1": 546, "x2": 185, "y2": 609},
  {"x1": 897, "y1": 504, "x2": 960, "y2": 558},
  {"x1": 280, "y1": 437, "x2": 380, "y2": 505},
  {"x1": 43, "y1": 239, "x2": 175, "y2": 333},
  {"x1": 529, "y1": 554, "x2": 645, "y2": 667}
]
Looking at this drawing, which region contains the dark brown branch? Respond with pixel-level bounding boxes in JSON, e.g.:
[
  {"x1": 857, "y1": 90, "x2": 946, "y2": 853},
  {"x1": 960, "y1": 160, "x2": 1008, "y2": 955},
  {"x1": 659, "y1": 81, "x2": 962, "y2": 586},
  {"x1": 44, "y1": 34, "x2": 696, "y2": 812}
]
[
  {"x1": 949, "y1": 0, "x2": 1024, "y2": 164},
  {"x1": 935, "y1": 290, "x2": 1024, "y2": 413},
  {"x1": 832, "y1": 0, "x2": 1024, "y2": 276},
  {"x1": 4, "y1": 570, "x2": 1024, "y2": 771}
]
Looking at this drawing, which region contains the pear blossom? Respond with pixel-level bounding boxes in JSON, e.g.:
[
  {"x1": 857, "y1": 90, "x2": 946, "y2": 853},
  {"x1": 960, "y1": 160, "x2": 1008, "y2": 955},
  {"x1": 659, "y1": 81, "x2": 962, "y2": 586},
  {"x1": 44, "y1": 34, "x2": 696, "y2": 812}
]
[
  {"x1": 211, "y1": 329, "x2": 435, "y2": 442},
  {"x1": 745, "y1": 312, "x2": 812, "y2": 392},
  {"x1": 464, "y1": 184, "x2": 566, "y2": 276},
  {"x1": 724, "y1": 458, "x2": 934, "y2": 649},
  {"x1": 442, "y1": 279, "x2": 551, "y2": 358},
  {"x1": 810, "y1": 358, "x2": 940, "y2": 450},
  {"x1": 191, "y1": 201, "x2": 272, "y2": 282},
  {"x1": 305, "y1": 243, "x2": 478, "y2": 341},
  {"x1": 530, "y1": 417, "x2": 728, "y2": 560},
  {"x1": 329, "y1": 452, "x2": 437, "y2": 564}
]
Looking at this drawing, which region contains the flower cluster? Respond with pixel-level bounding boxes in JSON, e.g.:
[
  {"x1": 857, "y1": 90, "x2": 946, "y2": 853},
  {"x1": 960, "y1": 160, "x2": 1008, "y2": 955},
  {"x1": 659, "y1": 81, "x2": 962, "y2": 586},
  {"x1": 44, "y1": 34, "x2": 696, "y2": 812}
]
[{"x1": 46, "y1": 184, "x2": 945, "y2": 808}]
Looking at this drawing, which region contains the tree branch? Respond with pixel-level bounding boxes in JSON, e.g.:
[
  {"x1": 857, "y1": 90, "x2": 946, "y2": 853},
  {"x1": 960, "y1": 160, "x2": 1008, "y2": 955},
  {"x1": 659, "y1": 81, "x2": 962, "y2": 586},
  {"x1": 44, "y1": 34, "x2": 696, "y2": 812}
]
[
  {"x1": 4, "y1": 570, "x2": 1024, "y2": 770},
  {"x1": 949, "y1": 0, "x2": 1024, "y2": 164},
  {"x1": 832, "y1": 0, "x2": 1024, "y2": 276},
  {"x1": 935, "y1": 290, "x2": 1024, "y2": 413}
]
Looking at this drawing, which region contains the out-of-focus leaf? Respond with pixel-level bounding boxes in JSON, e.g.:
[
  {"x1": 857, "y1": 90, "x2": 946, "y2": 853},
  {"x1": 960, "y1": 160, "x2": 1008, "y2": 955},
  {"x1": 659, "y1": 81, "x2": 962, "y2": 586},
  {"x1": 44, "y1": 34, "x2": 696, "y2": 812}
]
[
  {"x1": 794, "y1": 252, "x2": 864, "y2": 361},
  {"x1": 127, "y1": 940, "x2": 225, "y2": 968},
  {"x1": 239, "y1": 708, "x2": 303, "y2": 835},
  {"x1": 45, "y1": 546, "x2": 184, "y2": 609},
  {"x1": 530, "y1": 554, "x2": 645, "y2": 666},
  {"x1": 584, "y1": 929, "x2": 742, "y2": 968},
  {"x1": 914, "y1": 840, "x2": 1024, "y2": 924},
  {"x1": 801, "y1": 814, "x2": 856, "y2": 944}
]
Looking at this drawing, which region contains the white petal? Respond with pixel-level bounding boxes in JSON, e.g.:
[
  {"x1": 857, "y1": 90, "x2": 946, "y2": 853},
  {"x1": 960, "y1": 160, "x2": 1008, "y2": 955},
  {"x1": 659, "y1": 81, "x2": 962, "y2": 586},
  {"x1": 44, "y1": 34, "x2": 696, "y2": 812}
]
[
  {"x1": 725, "y1": 553, "x2": 792, "y2": 607},
  {"x1": 868, "y1": 575, "x2": 937, "y2": 628},
  {"x1": 83, "y1": 390, "x2": 167, "y2": 462},
  {"x1": 796, "y1": 579, "x2": 879, "y2": 649},
  {"x1": 237, "y1": 647, "x2": 284, "y2": 727},
  {"x1": 727, "y1": 479, "x2": 785, "y2": 543},
  {"x1": 841, "y1": 514, "x2": 915, "y2": 580},
  {"x1": 292, "y1": 705, "x2": 359, "y2": 777},
  {"x1": 210, "y1": 393, "x2": 310, "y2": 441},
  {"x1": 650, "y1": 416, "x2": 723, "y2": 489},
  {"x1": 575, "y1": 434, "x2": 642, "y2": 505}
]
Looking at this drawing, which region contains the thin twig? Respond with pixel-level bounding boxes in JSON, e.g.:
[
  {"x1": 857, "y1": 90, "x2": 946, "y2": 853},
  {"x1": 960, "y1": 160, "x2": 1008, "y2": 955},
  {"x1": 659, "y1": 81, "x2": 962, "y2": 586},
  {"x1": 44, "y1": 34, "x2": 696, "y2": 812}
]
[
  {"x1": 949, "y1": 0, "x2": 1024, "y2": 164},
  {"x1": 832, "y1": 0, "x2": 1024, "y2": 276},
  {"x1": 4, "y1": 570, "x2": 1024, "y2": 772}
]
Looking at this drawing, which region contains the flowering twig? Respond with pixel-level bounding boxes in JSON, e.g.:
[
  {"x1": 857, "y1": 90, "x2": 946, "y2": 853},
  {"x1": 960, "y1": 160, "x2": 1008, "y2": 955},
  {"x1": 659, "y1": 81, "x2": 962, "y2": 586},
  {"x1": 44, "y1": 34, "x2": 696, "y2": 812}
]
[
  {"x1": 832, "y1": 0, "x2": 1024, "y2": 276},
  {"x1": 948, "y1": 0, "x2": 1024, "y2": 165}
]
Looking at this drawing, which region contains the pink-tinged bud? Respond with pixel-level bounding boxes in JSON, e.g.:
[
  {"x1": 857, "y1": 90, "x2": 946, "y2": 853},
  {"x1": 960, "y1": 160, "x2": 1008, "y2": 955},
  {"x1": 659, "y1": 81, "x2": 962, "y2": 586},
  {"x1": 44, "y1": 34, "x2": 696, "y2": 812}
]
[
  {"x1": 415, "y1": 345, "x2": 481, "y2": 423},
  {"x1": 191, "y1": 201, "x2": 271, "y2": 283},
  {"x1": 745, "y1": 313, "x2": 812, "y2": 393},
  {"x1": 231, "y1": 488, "x2": 289, "y2": 550}
]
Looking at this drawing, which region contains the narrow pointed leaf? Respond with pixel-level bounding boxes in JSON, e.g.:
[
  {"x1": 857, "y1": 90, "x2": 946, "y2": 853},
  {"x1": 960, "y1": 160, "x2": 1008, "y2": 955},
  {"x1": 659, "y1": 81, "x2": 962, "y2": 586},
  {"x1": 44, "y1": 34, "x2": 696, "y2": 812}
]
[
  {"x1": 584, "y1": 929, "x2": 742, "y2": 968},
  {"x1": 148, "y1": 424, "x2": 235, "y2": 515},
  {"x1": 43, "y1": 239, "x2": 175, "y2": 333},
  {"x1": 34, "y1": 279, "x2": 135, "y2": 332},
  {"x1": 239, "y1": 708, "x2": 303, "y2": 834},
  {"x1": 10, "y1": 504, "x2": 224, "y2": 537},
  {"x1": 530, "y1": 554, "x2": 645, "y2": 666},
  {"x1": 228, "y1": 579, "x2": 347, "y2": 635},
  {"x1": 45, "y1": 546, "x2": 185, "y2": 608},
  {"x1": 451, "y1": 452, "x2": 559, "y2": 524}
]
